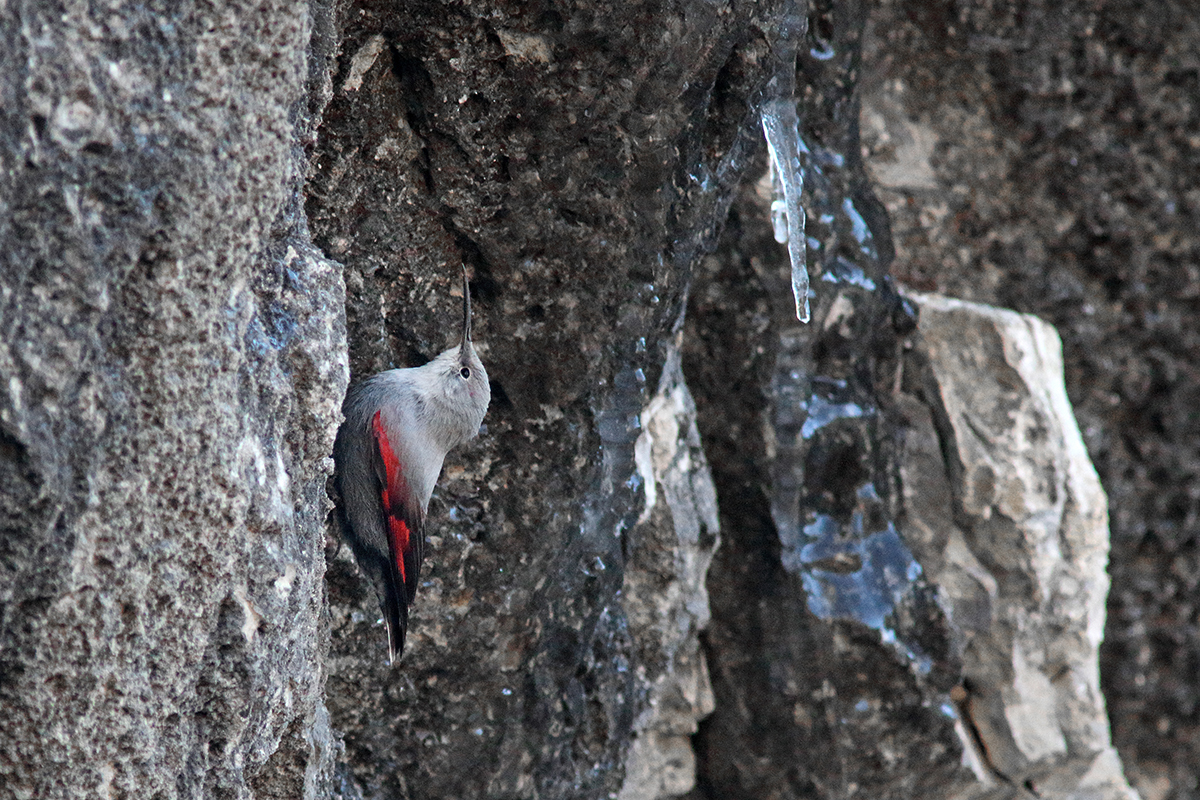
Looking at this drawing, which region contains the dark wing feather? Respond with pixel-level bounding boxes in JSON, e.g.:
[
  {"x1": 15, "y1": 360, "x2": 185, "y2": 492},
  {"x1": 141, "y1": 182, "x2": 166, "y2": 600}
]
[{"x1": 371, "y1": 411, "x2": 425, "y2": 661}]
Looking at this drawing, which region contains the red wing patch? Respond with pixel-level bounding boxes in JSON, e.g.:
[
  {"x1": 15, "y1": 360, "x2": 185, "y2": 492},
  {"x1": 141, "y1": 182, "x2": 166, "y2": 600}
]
[
  {"x1": 371, "y1": 410, "x2": 425, "y2": 661},
  {"x1": 371, "y1": 411, "x2": 424, "y2": 604}
]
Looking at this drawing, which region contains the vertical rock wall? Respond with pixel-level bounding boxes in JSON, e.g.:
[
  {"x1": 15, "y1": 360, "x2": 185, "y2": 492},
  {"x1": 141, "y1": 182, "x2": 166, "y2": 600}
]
[
  {"x1": 0, "y1": 1, "x2": 344, "y2": 797},
  {"x1": 304, "y1": 0, "x2": 804, "y2": 797}
]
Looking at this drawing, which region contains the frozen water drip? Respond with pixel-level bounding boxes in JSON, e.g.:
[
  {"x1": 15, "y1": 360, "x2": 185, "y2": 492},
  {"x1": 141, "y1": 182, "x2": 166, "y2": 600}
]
[{"x1": 761, "y1": 98, "x2": 810, "y2": 323}]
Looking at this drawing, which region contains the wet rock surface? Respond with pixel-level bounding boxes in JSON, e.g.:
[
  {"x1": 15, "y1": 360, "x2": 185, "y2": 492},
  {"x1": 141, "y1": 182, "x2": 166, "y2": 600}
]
[{"x1": 684, "y1": 1, "x2": 970, "y2": 796}]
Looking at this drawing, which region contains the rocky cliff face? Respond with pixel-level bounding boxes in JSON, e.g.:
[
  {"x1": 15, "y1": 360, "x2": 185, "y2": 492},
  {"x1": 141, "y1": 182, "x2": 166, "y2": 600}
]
[
  {"x1": 0, "y1": 2, "x2": 343, "y2": 797},
  {"x1": 0, "y1": 0, "x2": 1172, "y2": 799}
]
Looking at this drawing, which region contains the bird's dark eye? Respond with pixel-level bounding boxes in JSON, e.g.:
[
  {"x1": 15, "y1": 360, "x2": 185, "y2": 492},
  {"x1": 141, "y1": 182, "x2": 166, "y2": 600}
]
[{"x1": 460, "y1": 367, "x2": 471, "y2": 379}]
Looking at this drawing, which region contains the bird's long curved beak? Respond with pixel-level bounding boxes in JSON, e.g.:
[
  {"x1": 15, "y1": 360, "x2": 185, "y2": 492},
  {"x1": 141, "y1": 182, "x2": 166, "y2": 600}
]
[{"x1": 460, "y1": 267, "x2": 473, "y2": 345}]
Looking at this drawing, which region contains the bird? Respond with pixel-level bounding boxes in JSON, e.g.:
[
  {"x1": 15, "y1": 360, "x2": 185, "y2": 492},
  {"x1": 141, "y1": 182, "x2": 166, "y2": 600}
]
[{"x1": 333, "y1": 268, "x2": 490, "y2": 661}]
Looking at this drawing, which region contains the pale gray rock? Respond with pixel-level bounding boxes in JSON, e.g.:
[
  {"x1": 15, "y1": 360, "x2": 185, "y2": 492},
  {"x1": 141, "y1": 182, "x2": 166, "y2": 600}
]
[
  {"x1": 619, "y1": 343, "x2": 720, "y2": 800},
  {"x1": 902, "y1": 292, "x2": 1138, "y2": 800},
  {"x1": 0, "y1": 1, "x2": 344, "y2": 797}
]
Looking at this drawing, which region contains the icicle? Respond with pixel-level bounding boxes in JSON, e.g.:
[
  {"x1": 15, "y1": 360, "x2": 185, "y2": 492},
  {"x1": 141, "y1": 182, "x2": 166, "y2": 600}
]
[{"x1": 761, "y1": 99, "x2": 810, "y2": 323}]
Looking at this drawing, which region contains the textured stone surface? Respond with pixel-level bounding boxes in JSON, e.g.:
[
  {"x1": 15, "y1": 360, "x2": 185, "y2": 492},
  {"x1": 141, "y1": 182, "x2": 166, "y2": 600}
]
[
  {"x1": 685, "y1": 156, "x2": 969, "y2": 800},
  {"x1": 684, "y1": 190, "x2": 1136, "y2": 799},
  {"x1": 619, "y1": 344, "x2": 719, "y2": 800},
  {"x1": 1, "y1": 0, "x2": 1166, "y2": 797},
  {"x1": 0, "y1": 1, "x2": 343, "y2": 797},
  {"x1": 684, "y1": 3, "x2": 970, "y2": 794},
  {"x1": 304, "y1": 0, "x2": 805, "y2": 797},
  {"x1": 682, "y1": 1, "x2": 1137, "y2": 793},
  {"x1": 902, "y1": 293, "x2": 1136, "y2": 799},
  {"x1": 860, "y1": 4, "x2": 1200, "y2": 798}
]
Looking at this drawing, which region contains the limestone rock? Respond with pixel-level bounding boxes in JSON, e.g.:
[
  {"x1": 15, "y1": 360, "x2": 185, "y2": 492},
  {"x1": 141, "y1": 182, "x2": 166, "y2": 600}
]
[
  {"x1": 0, "y1": 2, "x2": 344, "y2": 797},
  {"x1": 902, "y1": 292, "x2": 1138, "y2": 800},
  {"x1": 619, "y1": 344, "x2": 720, "y2": 800}
]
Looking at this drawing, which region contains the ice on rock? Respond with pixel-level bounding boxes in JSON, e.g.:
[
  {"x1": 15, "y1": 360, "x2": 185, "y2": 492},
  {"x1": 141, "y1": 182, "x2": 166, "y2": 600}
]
[{"x1": 761, "y1": 98, "x2": 810, "y2": 323}]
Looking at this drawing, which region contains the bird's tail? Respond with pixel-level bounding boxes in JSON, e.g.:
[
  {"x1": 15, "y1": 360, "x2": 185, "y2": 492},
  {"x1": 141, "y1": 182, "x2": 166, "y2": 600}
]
[{"x1": 382, "y1": 559, "x2": 408, "y2": 664}]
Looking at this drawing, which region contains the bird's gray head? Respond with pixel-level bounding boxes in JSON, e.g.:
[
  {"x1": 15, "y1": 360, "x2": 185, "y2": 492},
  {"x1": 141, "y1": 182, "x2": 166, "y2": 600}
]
[{"x1": 417, "y1": 269, "x2": 491, "y2": 449}]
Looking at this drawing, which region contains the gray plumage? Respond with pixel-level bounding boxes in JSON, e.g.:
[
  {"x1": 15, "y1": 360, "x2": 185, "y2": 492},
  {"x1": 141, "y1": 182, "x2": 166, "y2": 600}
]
[{"x1": 333, "y1": 270, "x2": 490, "y2": 662}]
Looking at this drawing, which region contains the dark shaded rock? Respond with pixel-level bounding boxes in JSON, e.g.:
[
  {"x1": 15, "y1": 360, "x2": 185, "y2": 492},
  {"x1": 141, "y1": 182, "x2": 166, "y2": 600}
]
[
  {"x1": 684, "y1": 135, "x2": 968, "y2": 800},
  {"x1": 684, "y1": 1, "x2": 969, "y2": 796},
  {"x1": 304, "y1": 0, "x2": 806, "y2": 797}
]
